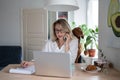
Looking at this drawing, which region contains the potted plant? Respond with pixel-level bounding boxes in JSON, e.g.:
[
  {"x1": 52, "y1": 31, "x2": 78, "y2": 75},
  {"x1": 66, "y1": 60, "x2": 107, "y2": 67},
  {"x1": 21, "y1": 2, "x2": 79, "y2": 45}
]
[{"x1": 80, "y1": 24, "x2": 98, "y2": 57}]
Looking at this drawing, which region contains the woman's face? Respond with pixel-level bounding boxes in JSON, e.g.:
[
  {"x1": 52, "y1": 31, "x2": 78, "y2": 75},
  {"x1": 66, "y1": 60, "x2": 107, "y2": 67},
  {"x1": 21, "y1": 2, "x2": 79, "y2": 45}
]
[{"x1": 54, "y1": 24, "x2": 66, "y2": 40}]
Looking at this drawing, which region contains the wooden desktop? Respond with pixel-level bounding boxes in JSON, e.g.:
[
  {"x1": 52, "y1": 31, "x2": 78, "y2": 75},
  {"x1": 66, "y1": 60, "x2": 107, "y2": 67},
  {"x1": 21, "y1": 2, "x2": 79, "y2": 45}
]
[{"x1": 0, "y1": 64, "x2": 120, "y2": 80}]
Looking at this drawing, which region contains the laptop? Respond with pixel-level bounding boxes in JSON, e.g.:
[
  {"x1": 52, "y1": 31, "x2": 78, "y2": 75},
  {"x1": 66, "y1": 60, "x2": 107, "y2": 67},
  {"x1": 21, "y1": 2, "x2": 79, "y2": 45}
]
[{"x1": 33, "y1": 51, "x2": 72, "y2": 78}]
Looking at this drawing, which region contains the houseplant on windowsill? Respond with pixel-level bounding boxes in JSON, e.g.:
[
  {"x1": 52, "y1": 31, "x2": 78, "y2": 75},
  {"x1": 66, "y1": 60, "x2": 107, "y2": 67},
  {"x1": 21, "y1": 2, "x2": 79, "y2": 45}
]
[{"x1": 80, "y1": 24, "x2": 98, "y2": 57}]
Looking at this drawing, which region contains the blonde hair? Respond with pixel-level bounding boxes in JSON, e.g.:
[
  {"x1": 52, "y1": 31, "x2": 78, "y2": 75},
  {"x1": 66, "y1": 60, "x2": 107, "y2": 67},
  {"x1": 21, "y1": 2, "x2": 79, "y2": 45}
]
[{"x1": 52, "y1": 19, "x2": 73, "y2": 41}]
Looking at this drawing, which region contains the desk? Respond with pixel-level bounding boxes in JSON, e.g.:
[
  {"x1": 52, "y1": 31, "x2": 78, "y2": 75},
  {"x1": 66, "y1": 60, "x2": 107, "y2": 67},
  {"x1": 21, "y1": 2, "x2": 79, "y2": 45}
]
[{"x1": 0, "y1": 64, "x2": 120, "y2": 80}]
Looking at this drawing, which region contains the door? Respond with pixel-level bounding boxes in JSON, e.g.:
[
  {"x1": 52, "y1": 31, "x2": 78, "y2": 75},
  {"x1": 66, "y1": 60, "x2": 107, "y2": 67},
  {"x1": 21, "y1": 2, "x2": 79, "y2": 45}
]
[{"x1": 22, "y1": 9, "x2": 48, "y2": 61}]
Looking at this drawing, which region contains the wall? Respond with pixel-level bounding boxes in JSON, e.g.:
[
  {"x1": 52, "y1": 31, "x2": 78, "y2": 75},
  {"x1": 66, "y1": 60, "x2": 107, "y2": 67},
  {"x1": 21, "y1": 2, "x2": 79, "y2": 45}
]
[
  {"x1": 0, "y1": 0, "x2": 44, "y2": 45},
  {"x1": 99, "y1": 0, "x2": 120, "y2": 71}
]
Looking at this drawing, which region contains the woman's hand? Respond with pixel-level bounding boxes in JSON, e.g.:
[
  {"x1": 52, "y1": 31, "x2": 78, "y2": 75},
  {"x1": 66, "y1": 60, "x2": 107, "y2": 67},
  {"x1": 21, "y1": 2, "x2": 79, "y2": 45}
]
[
  {"x1": 65, "y1": 33, "x2": 71, "y2": 44},
  {"x1": 21, "y1": 61, "x2": 34, "y2": 68},
  {"x1": 65, "y1": 33, "x2": 71, "y2": 52}
]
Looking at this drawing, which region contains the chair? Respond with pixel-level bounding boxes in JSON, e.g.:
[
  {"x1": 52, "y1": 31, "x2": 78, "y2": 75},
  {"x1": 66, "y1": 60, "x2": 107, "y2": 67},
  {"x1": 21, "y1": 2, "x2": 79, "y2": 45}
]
[{"x1": 0, "y1": 46, "x2": 22, "y2": 70}]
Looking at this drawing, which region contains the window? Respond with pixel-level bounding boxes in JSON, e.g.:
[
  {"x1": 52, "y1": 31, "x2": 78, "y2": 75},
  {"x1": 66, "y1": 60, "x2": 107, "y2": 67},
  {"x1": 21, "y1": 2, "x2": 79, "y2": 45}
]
[
  {"x1": 73, "y1": 0, "x2": 98, "y2": 58},
  {"x1": 87, "y1": 0, "x2": 98, "y2": 28},
  {"x1": 57, "y1": 12, "x2": 68, "y2": 20}
]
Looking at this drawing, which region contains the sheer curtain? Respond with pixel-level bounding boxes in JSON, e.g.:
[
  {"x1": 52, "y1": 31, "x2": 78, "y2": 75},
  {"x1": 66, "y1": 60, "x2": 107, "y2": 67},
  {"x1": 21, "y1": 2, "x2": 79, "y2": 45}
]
[{"x1": 87, "y1": 0, "x2": 98, "y2": 28}]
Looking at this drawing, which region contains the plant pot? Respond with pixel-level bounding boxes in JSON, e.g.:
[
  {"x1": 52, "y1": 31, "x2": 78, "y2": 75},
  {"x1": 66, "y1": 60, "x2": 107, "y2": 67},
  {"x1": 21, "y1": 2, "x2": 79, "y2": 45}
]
[{"x1": 88, "y1": 49, "x2": 96, "y2": 57}]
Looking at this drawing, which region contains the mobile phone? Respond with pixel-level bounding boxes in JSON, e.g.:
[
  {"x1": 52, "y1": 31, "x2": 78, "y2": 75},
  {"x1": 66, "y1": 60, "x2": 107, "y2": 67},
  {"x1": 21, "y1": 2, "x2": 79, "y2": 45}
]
[{"x1": 63, "y1": 36, "x2": 67, "y2": 41}]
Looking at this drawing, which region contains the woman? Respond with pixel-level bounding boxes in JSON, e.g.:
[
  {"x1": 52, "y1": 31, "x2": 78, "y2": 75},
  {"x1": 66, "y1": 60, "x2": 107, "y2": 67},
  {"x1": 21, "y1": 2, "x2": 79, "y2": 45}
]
[{"x1": 21, "y1": 19, "x2": 78, "y2": 68}]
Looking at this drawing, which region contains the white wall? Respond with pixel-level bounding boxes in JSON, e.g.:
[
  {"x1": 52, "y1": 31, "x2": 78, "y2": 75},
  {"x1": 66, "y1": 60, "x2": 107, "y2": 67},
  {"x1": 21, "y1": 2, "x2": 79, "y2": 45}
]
[
  {"x1": 0, "y1": 0, "x2": 44, "y2": 45},
  {"x1": 99, "y1": 0, "x2": 120, "y2": 71}
]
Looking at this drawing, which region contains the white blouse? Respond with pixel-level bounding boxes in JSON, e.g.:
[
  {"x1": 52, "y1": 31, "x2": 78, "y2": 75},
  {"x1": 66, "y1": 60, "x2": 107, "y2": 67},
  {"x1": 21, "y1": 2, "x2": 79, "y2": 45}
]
[{"x1": 42, "y1": 38, "x2": 78, "y2": 64}]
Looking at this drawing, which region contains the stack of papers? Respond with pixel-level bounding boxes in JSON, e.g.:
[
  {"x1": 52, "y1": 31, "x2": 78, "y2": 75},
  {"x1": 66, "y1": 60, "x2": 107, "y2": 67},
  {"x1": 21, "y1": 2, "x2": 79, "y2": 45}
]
[{"x1": 9, "y1": 65, "x2": 35, "y2": 74}]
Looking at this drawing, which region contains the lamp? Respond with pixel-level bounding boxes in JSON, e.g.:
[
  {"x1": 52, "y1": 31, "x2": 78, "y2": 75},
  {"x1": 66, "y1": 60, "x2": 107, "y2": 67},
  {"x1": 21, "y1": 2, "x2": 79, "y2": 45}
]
[{"x1": 44, "y1": 0, "x2": 79, "y2": 11}]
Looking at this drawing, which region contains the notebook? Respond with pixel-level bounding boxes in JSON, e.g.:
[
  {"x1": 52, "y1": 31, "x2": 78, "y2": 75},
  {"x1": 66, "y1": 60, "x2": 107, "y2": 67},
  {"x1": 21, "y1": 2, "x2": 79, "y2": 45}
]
[{"x1": 33, "y1": 51, "x2": 72, "y2": 78}]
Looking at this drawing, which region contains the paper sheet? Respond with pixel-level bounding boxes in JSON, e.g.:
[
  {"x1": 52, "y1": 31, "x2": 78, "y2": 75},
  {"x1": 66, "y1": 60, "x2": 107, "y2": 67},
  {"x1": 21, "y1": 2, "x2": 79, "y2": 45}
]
[{"x1": 9, "y1": 65, "x2": 35, "y2": 74}]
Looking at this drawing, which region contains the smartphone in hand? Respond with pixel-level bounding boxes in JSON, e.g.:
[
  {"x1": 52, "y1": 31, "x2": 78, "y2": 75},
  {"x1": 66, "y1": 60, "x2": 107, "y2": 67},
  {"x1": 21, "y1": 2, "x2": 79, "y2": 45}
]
[{"x1": 63, "y1": 36, "x2": 67, "y2": 41}]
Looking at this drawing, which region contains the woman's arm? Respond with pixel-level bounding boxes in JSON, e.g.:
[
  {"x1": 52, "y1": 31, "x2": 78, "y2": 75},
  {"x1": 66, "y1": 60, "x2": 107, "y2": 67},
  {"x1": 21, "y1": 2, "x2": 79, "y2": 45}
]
[{"x1": 66, "y1": 38, "x2": 78, "y2": 63}]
